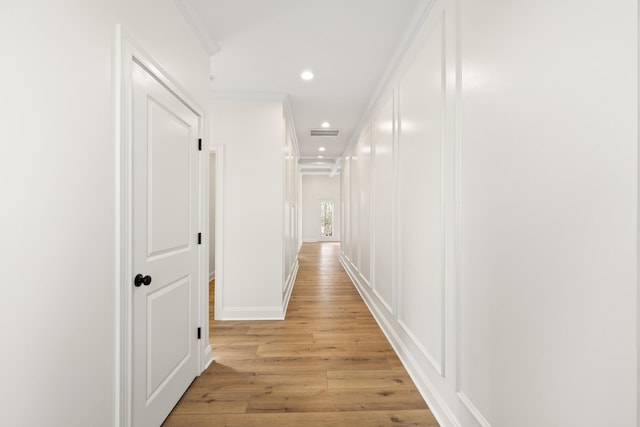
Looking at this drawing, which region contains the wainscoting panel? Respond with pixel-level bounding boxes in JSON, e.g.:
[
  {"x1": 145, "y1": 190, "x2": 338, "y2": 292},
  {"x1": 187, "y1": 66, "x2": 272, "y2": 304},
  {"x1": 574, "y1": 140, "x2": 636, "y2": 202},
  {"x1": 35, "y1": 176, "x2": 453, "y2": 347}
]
[
  {"x1": 396, "y1": 11, "x2": 445, "y2": 375},
  {"x1": 372, "y1": 94, "x2": 395, "y2": 312},
  {"x1": 341, "y1": 156, "x2": 352, "y2": 262},
  {"x1": 357, "y1": 127, "x2": 372, "y2": 285},
  {"x1": 348, "y1": 155, "x2": 360, "y2": 267}
]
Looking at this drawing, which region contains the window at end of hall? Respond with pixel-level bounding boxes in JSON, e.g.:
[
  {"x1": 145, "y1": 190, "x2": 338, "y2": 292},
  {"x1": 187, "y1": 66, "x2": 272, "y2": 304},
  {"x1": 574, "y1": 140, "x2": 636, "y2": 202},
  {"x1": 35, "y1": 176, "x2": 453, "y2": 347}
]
[{"x1": 320, "y1": 201, "x2": 334, "y2": 237}]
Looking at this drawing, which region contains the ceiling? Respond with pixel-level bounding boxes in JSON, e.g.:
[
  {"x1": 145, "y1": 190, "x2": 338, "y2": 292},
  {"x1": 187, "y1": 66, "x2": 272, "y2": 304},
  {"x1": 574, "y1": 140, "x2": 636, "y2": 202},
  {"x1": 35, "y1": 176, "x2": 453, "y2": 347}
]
[{"x1": 180, "y1": 0, "x2": 425, "y2": 174}]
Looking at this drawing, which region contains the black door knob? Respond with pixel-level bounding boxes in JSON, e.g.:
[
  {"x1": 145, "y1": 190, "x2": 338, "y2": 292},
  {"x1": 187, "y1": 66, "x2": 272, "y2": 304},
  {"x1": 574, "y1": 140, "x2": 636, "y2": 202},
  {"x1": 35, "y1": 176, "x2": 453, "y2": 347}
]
[{"x1": 134, "y1": 274, "x2": 152, "y2": 287}]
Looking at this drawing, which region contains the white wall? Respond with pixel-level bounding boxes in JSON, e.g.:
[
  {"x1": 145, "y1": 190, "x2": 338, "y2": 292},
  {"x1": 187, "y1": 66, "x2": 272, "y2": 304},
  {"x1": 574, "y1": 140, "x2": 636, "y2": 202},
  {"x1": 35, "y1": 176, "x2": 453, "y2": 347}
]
[
  {"x1": 210, "y1": 98, "x2": 299, "y2": 319},
  {"x1": 302, "y1": 175, "x2": 341, "y2": 242},
  {"x1": 458, "y1": 2, "x2": 636, "y2": 425},
  {"x1": 0, "y1": 1, "x2": 210, "y2": 426},
  {"x1": 341, "y1": 1, "x2": 638, "y2": 426}
]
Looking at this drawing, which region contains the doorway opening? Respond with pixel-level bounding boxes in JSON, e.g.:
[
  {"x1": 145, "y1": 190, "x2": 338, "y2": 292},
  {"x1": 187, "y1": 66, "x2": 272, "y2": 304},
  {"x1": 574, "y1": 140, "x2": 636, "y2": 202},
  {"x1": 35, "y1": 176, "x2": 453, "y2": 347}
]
[
  {"x1": 207, "y1": 145, "x2": 223, "y2": 343},
  {"x1": 209, "y1": 152, "x2": 216, "y2": 344}
]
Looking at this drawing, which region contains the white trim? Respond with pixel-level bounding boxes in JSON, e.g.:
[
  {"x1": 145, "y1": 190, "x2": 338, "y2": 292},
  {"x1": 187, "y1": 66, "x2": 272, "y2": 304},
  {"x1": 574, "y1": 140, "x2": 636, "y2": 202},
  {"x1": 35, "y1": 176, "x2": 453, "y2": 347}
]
[
  {"x1": 115, "y1": 27, "x2": 207, "y2": 427},
  {"x1": 453, "y1": 0, "x2": 464, "y2": 394},
  {"x1": 174, "y1": 0, "x2": 220, "y2": 56},
  {"x1": 283, "y1": 95, "x2": 301, "y2": 158},
  {"x1": 282, "y1": 259, "x2": 299, "y2": 317},
  {"x1": 197, "y1": 89, "x2": 210, "y2": 376},
  {"x1": 365, "y1": 122, "x2": 375, "y2": 291},
  {"x1": 340, "y1": 254, "x2": 461, "y2": 427},
  {"x1": 457, "y1": 392, "x2": 492, "y2": 427},
  {"x1": 397, "y1": 318, "x2": 443, "y2": 375},
  {"x1": 370, "y1": 111, "x2": 378, "y2": 305},
  {"x1": 358, "y1": 272, "x2": 371, "y2": 289},
  {"x1": 208, "y1": 271, "x2": 216, "y2": 281},
  {"x1": 203, "y1": 346, "x2": 213, "y2": 371},
  {"x1": 342, "y1": 0, "x2": 436, "y2": 157},
  {"x1": 438, "y1": 8, "x2": 448, "y2": 379},
  {"x1": 350, "y1": 260, "x2": 360, "y2": 275},
  {"x1": 115, "y1": 26, "x2": 135, "y2": 427},
  {"x1": 394, "y1": 8, "x2": 447, "y2": 380},
  {"x1": 372, "y1": 288, "x2": 393, "y2": 314},
  {"x1": 113, "y1": 24, "x2": 124, "y2": 427},
  {"x1": 329, "y1": 157, "x2": 341, "y2": 177},
  {"x1": 209, "y1": 144, "x2": 225, "y2": 321},
  {"x1": 637, "y1": 0, "x2": 640, "y2": 422},
  {"x1": 391, "y1": 86, "x2": 400, "y2": 318},
  {"x1": 298, "y1": 172, "x2": 304, "y2": 251},
  {"x1": 342, "y1": 253, "x2": 352, "y2": 265}
]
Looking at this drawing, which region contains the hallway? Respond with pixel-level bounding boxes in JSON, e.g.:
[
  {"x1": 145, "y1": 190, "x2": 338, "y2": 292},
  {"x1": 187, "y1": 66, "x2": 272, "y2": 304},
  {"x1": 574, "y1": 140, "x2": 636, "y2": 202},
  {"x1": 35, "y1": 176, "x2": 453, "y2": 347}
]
[{"x1": 164, "y1": 242, "x2": 439, "y2": 426}]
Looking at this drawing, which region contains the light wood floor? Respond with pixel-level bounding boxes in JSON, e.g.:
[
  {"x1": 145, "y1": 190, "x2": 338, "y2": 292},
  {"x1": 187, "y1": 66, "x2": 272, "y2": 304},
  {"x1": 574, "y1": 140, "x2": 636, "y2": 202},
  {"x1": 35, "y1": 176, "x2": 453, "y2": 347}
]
[{"x1": 164, "y1": 242, "x2": 439, "y2": 426}]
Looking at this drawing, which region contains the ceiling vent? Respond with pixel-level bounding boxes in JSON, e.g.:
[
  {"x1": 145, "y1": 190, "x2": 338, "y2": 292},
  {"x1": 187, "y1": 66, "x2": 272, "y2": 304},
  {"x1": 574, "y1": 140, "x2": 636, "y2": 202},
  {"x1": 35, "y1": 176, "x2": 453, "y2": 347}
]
[{"x1": 310, "y1": 128, "x2": 341, "y2": 137}]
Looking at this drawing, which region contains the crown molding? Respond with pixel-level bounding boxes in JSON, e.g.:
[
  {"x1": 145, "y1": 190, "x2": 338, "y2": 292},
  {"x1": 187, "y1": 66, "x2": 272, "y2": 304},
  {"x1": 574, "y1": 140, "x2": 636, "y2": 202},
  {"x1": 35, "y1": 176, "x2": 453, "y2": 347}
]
[
  {"x1": 342, "y1": 0, "x2": 436, "y2": 157},
  {"x1": 174, "y1": 0, "x2": 221, "y2": 56}
]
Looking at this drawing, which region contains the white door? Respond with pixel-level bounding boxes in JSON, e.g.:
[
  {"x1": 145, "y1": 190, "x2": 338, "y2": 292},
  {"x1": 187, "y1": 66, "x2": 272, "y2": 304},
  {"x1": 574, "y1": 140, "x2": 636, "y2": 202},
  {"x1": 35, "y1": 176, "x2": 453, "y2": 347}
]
[{"x1": 131, "y1": 60, "x2": 200, "y2": 427}]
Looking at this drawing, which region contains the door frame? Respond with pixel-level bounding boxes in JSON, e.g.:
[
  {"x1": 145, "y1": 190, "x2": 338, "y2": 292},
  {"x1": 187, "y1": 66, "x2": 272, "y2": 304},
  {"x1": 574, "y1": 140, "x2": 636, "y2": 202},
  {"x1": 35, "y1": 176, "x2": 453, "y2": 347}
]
[
  {"x1": 209, "y1": 145, "x2": 225, "y2": 321},
  {"x1": 114, "y1": 26, "x2": 209, "y2": 427}
]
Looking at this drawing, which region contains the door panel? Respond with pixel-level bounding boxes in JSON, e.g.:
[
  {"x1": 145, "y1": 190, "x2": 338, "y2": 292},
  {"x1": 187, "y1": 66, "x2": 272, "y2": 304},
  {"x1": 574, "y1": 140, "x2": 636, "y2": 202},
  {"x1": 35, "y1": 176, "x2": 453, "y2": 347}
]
[
  {"x1": 147, "y1": 98, "x2": 191, "y2": 258},
  {"x1": 131, "y1": 60, "x2": 200, "y2": 427},
  {"x1": 147, "y1": 277, "x2": 190, "y2": 396}
]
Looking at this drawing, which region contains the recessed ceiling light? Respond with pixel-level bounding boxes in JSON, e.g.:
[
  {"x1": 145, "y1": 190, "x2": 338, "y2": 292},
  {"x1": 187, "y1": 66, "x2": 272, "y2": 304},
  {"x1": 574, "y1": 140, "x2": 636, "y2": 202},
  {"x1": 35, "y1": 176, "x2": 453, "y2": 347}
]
[
  {"x1": 318, "y1": 147, "x2": 326, "y2": 152},
  {"x1": 317, "y1": 155, "x2": 323, "y2": 159},
  {"x1": 301, "y1": 70, "x2": 314, "y2": 81},
  {"x1": 321, "y1": 122, "x2": 330, "y2": 128}
]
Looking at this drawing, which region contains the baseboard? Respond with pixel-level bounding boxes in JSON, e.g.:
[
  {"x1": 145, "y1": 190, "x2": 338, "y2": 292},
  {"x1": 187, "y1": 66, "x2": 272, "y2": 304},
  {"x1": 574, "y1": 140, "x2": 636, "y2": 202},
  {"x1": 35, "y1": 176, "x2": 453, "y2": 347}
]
[
  {"x1": 208, "y1": 271, "x2": 215, "y2": 281},
  {"x1": 303, "y1": 238, "x2": 319, "y2": 242},
  {"x1": 282, "y1": 259, "x2": 299, "y2": 317},
  {"x1": 339, "y1": 254, "x2": 461, "y2": 427},
  {"x1": 217, "y1": 261, "x2": 298, "y2": 322},
  {"x1": 220, "y1": 306, "x2": 286, "y2": 320},
  {"x1": 201, "y1": 344, "x2": 213, "y2": 373}
]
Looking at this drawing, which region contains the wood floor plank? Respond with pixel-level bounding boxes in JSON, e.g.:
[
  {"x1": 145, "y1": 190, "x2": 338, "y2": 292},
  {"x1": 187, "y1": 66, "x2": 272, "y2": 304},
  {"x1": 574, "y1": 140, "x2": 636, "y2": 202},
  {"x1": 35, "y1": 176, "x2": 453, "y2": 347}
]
[
  {"x1": 313, "y1": 332, "x2": 388, "y2": 343},
  {"x1": 327, "y1": 370, "x2": 415, "y2": 389},
  {"x1": 244, "y1": 327, "x2": 383, "y2": 337},
  {"x1": 164, "y1": 409, "x2": 439, "y2": 427},
  {"x1": 256, "y1": 342, "x2": 396, "y2": 358},
  {"x1": 209, "y1": 356, "x2": 393, "y2": 373},
  {"x1": 170, "y1": 390, "x2": 251, "y2": 415},
  {"x1": 195, "y1": 358, "x2": 344, "y2": 377},
  {"x1": 164, "y1": 242, "x2": 439, "y2": 426},
  {"x1": 213, "y1": 334, "x2": 315, "y2": 345},
  {"x1": 246, "y1": 388, "x2": 428, "y2": 413},
  {"x1": 387, "y1": 355, "x2": 407, "y2": 370},
  {"x1": 188, "y1": 371, "x2": 328, "y2": 392}
]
